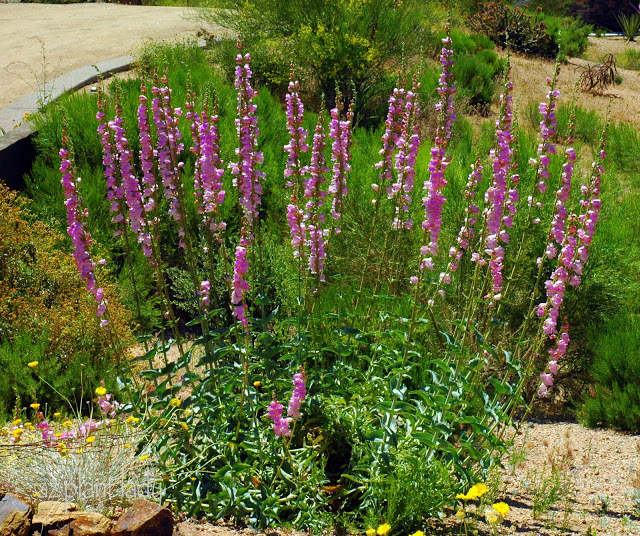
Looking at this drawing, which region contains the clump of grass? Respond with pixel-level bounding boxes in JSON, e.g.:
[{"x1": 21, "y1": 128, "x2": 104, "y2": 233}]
[{"x1": 618, "y1": 49, "x2": 640, "y2": 71}]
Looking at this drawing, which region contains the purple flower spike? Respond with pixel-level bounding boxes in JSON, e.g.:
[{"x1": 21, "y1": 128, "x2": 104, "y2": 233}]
[
  {"x1": 287, "y1": 368, "x2": 306, "y2": 419},
  {"x1": 420, "y1": 29, "x2": 456, "y2": 271},
  {"x1": 267, "y1": 398, "x2": 291, "y2": 437}
]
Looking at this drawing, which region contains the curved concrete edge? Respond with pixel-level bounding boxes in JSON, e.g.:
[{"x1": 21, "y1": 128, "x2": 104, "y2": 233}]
[{"x1": 0, "y1": 39, "x2": 207, "y2": 189}]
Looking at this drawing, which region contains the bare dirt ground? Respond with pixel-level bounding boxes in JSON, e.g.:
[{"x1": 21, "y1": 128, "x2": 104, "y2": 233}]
[
  {"x1": 504, "y1": 36, "x2": 640, "y2": 129},
  {"x1": 0, "y1": 2, "x2": 219, "y2": 109}
]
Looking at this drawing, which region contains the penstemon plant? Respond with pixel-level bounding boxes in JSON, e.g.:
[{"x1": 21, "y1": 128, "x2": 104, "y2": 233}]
[{"x1": 55, "y1": 26, "x2": 611, "y2": 532}]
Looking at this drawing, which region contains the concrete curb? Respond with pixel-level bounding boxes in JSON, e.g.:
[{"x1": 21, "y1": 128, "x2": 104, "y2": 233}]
[
  {"x1": 0, "y1": 54, "x2": 135, "y2": 187},
  {"x1": 0, "y1": 55, "x2": 133, "y2": 188}
]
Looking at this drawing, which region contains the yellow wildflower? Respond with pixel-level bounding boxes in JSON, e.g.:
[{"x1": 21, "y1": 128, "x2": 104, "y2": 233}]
[
  {"x1": 492, "y1": 502, "x2": 510, "y2": 517},
  {"x1": 12, "y1": 419, "x2": 21, "y2": 426},
  {"x1": 95, "y1": 387, "x2": 107, "y2": 397},
  {"x1": 27, "y1": 361, "x2": 38, "y2": 368},
  {"x1": 456, "y1": 509, "x2": 466, "y2": 521},
  {"x1": 11, "y1": 429, "x2": 23, "y2": 439},
  {"x1": 140, "y1": 455, "x2": 149, "y2": 461},
  {"x1": 63, "y1": 420, "x2": 73, "y2": 427},
  {"x1": 53, "y1": 412, "x2": 61, "y2": 417},
  {"x1": 180, "y1": 422, "x2": 189, "y2": 431},
  {"x1": 366, "y1": 529, "x2": 376, "y2": 536},
  {"x1": 456, "y1": 482, "x2": 488, "y2": 500},
  {"x1": 125, "y1": 443, "x2": 131, "y2": 448},
  {"x1": 377, "y1": 524, "x2": 391, "y2": 536},
  {"x1": 86, "y1": 436, "x2": 96, "y2": 443},
  {"x1": 253, "y1": 380, "x2": 262, "y2": 388},
  {"x1": 169, "y1": 397, "x2": 181, "y2": 408},
  {"x1": 30, "y1": 403, "x2": 40, "y2": 411},
  {"x1": 410, "y1": 531, "x2": 424, "y2": 536},
  {"x1": 125, "y1": 416, "x2": 135, "y2": 424},
  {"x1": 54, "y1": 432, "x2": 63, "y2": 438}
]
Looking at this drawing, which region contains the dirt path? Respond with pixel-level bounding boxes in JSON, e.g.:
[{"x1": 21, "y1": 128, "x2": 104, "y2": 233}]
[{"x1": 0, "y1": 3, "x2": 220, "y2": 109}]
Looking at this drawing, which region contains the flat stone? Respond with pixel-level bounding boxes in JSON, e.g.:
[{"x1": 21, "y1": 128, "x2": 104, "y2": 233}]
[
  {"x1": 0, "y1": 494, "x2": 33, "y2": 536},
  {"x1": 46, "y1": 524, "x2": 71, "y2": 536},
  {"x1": 69, "y1": 512, "x2": 113, "y2": 536},
  {"x1": 33, "y1": 501, "x2": 79, "y2": 527},
  {"x1": 174, "y1": 522, "x2": 205, "y2": 536},
  {"x1": 112, "y1": 499, "x2": 172, "y2": 536}
]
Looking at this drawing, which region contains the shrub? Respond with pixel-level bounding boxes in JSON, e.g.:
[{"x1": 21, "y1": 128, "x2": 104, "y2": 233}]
[
  {"x1": 541, "y1": 13, "x2": 592, "y2": 60},
  {"x1": 199, "y1": 0, "x2": 432, "y2": 126},
  {"x1": 580, "y1": 313, "x2": 640, "y2": 431},
  {"x1": 469, "y1": 2, "x2": 559, "y2": 58},
  {"x1": 0, "y1": 182, "x2": 131, "y2": 414},
  {"x1": 619, "y1": 49, "x2": 640, "y2": 71}
]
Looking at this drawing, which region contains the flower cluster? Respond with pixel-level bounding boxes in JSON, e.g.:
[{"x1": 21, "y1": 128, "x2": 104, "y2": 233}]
[
  {"x1": 267, "y1": 368, "x2": 306, "y2": 437},
  {"x1": 231, "y1": 52, "x2": 264, "y2": 230},
  {"x1": 231, "y1": 235, "x2": 250, "y2": 327},
  {"x1": 480, "y1": 70, "x2": 515, "y2": 301},
  {"x1": 456, "y1": 482, "x2": 488, "y2": 501},
  {"x1": 60, "y1": 132, "x2": 108, "y2": 327},
  {"x1": 420, "y1": 29, "x2": 456, "y2": 271},
  {"x1": 328, "y1": 96, "x2": 354, "y2": 232}
]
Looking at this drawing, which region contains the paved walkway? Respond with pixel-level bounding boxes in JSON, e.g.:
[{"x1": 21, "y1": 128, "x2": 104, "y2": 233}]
[{"x1": 0, "y1": 3, "x2": 209, "y2": 113}]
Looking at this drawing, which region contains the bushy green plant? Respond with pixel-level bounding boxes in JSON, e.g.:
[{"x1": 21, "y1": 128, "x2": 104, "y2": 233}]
[
  {"x1": 616, "y1": 10, "x2": 640, "y2": 42},
  {"x1": 619, "y1": 49, "x2": 640, "y2": 71},
  {"x1": 469, "y1": 2, "x2": 559, "y2": 58},
  {"x1": 541, "y1": 12, "x2": 592, "y2": 60},
  {"x1": 199, "y1": 0, "x2": 431, "y2": 126},
  {"x1": 580, "y1": 313, "x2": 640, "y2": 431},
  {"x1": 0, "y1": 182, "x2": 131, "y2": 414}
]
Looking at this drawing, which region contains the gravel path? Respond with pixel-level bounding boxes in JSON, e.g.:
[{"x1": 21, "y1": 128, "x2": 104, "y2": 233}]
[{"x1": 0, "y1": 3, "x2": 216, "y2": 109}]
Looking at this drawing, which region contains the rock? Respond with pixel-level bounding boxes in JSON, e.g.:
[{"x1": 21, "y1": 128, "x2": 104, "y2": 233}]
[
  {"x1": 46, "y1": 525, "x2": 71, "y2": 536},
  {"x1": 174, "y1": 522, "x2": 202, "y2": 536},
  {"x1": 112, "y1": 499, "x2": 172, "y2": 536},
  {"x1": 33, "y1": 501, "x2": 79, "y2": 527},
  {"x1": 0, "y1": 494, "x2": 33, "y2": 536},
  {"x1": 70, "y1": 512, "x2": 113, "y2": 536}
]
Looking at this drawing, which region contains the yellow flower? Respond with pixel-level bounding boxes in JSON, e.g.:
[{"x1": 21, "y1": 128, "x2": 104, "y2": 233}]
[
  {"x1": 76, "y1": 449, "x2": 83, "y2": 454},
  {"x1": 11, "y1": 429, "x2": 23, "y2": 438},
  {"x1": 27, "y1": 361, "x2": 38, "y2": 368},
  {"x1": 180, "y1": 422, "x2": 189, "y2": 431},
  {"x1": 377, "y1": 524, "x2": 391, "y2": 536},
  {"x1": 54, "y1": 433, "x2": 63, "y2": 438},
  {"x1": 410, "y1": 531, "x2": 424, "y2": 536},
  {"x1": 253, "y1": 380, "x2": 262, "y2": 388},
  {"x1": 95, "y1": 387, "x2": 107, "y2": 397},
  {"x1": 63, "y1": 420, "x2": 73, "y2": 427},
  {"x1": 12, "y1": 419, "x2": 22, "y2": 426},
  {"x1": 191, "y1": 477, "x2": 197, "y2": 481},
  {"x1": 125, "y1": 416, "x2": 135, "y2": 424},
  {"x1": 125, "y1": 443, "x2": 131, "y2": 448},
  {"x1": 140, "y1": 455, "x2": 149, "y2": 461},
  {"x1": 457, "y1": 482, "x2": 488, "y2": 500},
  {"x1": 169, "y1": 397, "x2": 181, "y2": 407},
  {"x1": 33, "y1": 492, "x2": 38, "y2": 498},
  {"x1": 488, "y1": 515, "x2": 498, "y2": 525},
  {"x1": 366, "y1": 529, "x2": 376, "y2": 536},
  {"x1": 86, "y1": 436, "x2": 96, "y2": 443},
  {"x1": 30, "y1": 403, "x2": 40, "y2": 411},
  {"x1": 492, "y1": 502, "x2": 510, "y2": 517},
  {"x1": 54, "y1": 412, "x2": 61, "y2": 417},
  {"x1": 456, "y1": 509, "x2": 466, "y2": 521}
]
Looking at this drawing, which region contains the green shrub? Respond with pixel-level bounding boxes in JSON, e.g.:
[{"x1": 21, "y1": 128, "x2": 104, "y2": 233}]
[
  {"x1": 541, "y1": 13, "x2": 592, "y2": 60},
  {"x1": 619, "y1": 49, "x2": 640, "y2": 71},
  {"x1": 580, "y1": 313, "x2": 640, "y2": 431},
  {"x1": 469, "y1": 2, "x2": 559, "y2": 58},
  {"x1": 199, "y1": 0, "x2": 432, "y2": 126},
  {"x1": 0, "y1": 182, "x2": 131, "y2": 415}
]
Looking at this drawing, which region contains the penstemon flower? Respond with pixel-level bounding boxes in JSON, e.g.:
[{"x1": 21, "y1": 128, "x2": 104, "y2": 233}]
[
  {"x1": 481, "y1": 66, "x2": 514, "y2": 301},
  {"x1": 97, "y1": 91, "x2": 125, "y2": 234},
  {"x1": 230, "y1": 51, "x2": 264, "y2": 231},
  {"x1": 267, "y1": 398, "x2": 291, "y2": 437},
  {"x1": 420, "y1": 28, "x2": 456, "y2": 272},
  {"x1": 529, "y1": 62, "x2": 560, "y2": 213},
  {"x1": 374, "y1": 85, "x2": 406, "y2": 202},
  {"x1": 538, "y1": 323, "x2": 569, "y2": 397},
  {"x1": 287, "y1": 368, "x2": 306, "y2": 419},
  {"x1": 231, "y1": 234, "x2": 251, "y2": 328},
  {"x1": 60, "y1": 131, "x2": 108, "y2": 327},
  {"x1": 328, "y1": 94, "x2": 353, "y2": 233},
  {"x1": 109, "y1": 100, "x2": 153, "y2": 261}
]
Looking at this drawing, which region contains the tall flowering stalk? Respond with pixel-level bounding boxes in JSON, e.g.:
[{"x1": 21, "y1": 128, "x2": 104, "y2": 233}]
[
  {"x1": 328, "y1": 94, "x2": 353, "y2": 234},
  {"x1": 373, "y1": 85, "x2": 406, "y2": 205},
  {"x1": 391, "y1": 77, "x2": 421, "y2": 230},
  {"x1": 480, "y1": 67, "x2": 515, "y2": 302},
  {"x1": 420, "y1": 28, "x2": 456, "y2": 273},
  {"x1": 267, "y1": 368, "x2": 306, "y2": 437},
  {"x1": 284, "y1": 79, "x2": 309, "y2": 263},
  {"x1": 529, "y1": 62, "x2": 560, "y2": 215},
  {"x1": 230, "y1": 50, "x2": 264, "y2": 328},
  {"x1": 231, "y1": 51, "x2": 264, "y2": 231},
  {"x1": 97, "y1": 90, "x2": 125, "y2": 235},
  {"x1": 305, "y1": 118, "x2": 329, "y2": 281},
  {"x1": 60, "y1": 130, "x2": 108, "y2": 328}
]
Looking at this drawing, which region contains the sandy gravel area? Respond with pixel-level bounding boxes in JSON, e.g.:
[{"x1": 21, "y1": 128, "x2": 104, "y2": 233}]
[{"x1": 0, "y1": 3, "x2": 214, "y2": 109}]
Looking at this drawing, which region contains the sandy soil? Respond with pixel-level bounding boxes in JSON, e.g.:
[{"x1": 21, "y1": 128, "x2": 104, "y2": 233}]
[
  {"x1": 504, "y1": 36, "x2": 640, "y2": 129},
  {"x1": 0, "y1": 3, "x2": 218, "y2": 109}
]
